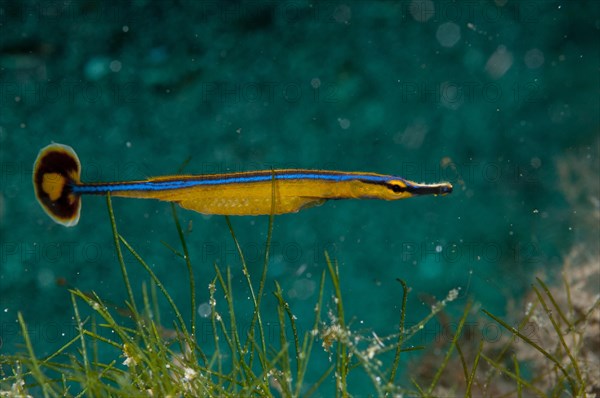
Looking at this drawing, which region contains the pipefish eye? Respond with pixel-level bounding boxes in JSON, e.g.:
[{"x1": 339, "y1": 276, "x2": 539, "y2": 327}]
[{"x1": 386, "y1": 180, "x2": 406, "y2": 193}]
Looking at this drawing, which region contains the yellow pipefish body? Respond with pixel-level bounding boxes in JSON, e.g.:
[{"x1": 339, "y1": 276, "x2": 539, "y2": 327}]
[{"x1": 33, "y1": 143, "x2": 453, "y2": 226}]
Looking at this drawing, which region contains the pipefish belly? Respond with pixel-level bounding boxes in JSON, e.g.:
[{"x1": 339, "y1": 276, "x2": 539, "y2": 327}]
[{"x1": 33, "y1": 143, "x2": 453, "y2": 227}]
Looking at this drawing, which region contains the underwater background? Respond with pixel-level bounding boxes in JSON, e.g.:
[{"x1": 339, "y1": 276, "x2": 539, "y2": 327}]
[{"x1": 1, "y1": 0, "x2": 598, "y2": 395}]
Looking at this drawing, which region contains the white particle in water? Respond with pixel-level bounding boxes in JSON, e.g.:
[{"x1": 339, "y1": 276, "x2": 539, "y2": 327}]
[
  {"x1": 183, "y1": 367, "x2": 197, "y2": 381},
  {"x1": 447, "y1": 288, "x2": 459, "y2": 302}
]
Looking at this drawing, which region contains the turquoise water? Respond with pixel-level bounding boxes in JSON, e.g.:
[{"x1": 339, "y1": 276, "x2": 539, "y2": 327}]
[{"x1": 1, "y1": 0, "x2": 598, "y2": 394}]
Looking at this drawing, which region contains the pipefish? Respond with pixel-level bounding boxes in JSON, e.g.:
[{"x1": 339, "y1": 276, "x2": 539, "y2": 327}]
[{"x1": 33, "y1": 143, "x2": 452, "y2": 226}]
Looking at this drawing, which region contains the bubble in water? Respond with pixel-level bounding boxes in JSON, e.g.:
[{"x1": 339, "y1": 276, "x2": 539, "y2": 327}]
[
  {"x1": 197, "y1": 302, "x2": 211, "y2": 318},
  {"x1": 524, "y1": 48, "x2": 545, "y2": 69},
  {"x1": 337, "y1": 118, "x2": 351, "y2": 130},
  {"x1": 410, "y1": 0, "x2": 435, "y2": 22},
  {"x1": 436, "y1": 22, "x2": 461, "y2": 48},
  {"x1": 485, "y1": 45, "x2": 513, "y2": 79}
]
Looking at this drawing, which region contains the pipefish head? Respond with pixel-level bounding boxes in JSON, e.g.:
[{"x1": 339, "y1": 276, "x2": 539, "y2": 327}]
[{"x1": 363, "y1": 178, "x2": 453, "y2": 200}]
